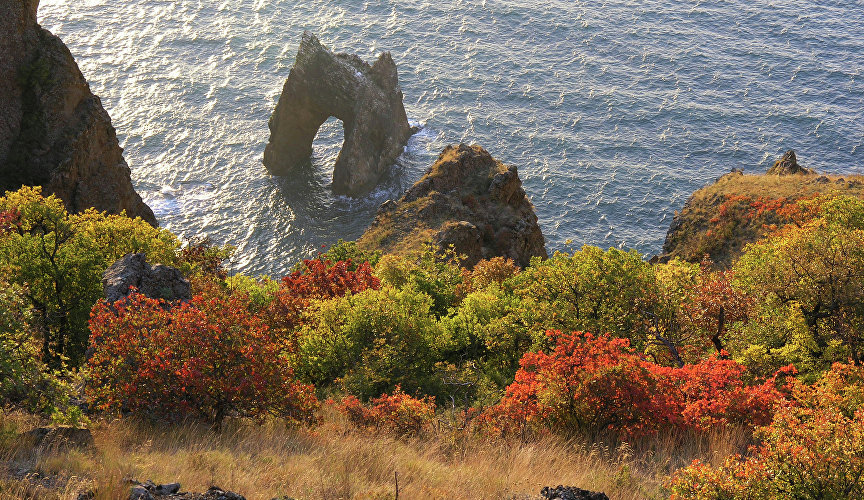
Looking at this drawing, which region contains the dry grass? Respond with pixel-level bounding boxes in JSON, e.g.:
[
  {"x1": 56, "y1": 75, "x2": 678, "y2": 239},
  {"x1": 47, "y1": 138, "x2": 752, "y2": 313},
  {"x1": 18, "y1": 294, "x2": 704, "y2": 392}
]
[
  {"x1": 659, "y1": 171, "x2": 864, "y2": 266},
  {"x1": 0, "y1": 408, "x2": 751, "y2": 500}
]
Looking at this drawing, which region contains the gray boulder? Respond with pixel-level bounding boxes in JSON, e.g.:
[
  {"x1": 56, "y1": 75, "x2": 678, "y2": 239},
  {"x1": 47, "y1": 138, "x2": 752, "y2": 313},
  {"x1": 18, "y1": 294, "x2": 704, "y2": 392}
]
[{"x1": 103, "y1": 253, "x2": 190, "y2": 303}]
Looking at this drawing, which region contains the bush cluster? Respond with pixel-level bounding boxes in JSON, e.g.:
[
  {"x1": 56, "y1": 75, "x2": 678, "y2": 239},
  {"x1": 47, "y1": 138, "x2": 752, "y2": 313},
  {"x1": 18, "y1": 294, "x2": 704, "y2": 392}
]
[{"x1": 3, "y1": 187, "x2": 864, "y2": 495}]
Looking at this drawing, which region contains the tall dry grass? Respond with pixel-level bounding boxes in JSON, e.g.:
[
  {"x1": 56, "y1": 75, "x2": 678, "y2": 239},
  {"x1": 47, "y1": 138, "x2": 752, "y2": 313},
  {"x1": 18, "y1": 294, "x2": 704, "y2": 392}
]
[{"x1": 0, "y1": 407, "x2": 750, "y2": 500}]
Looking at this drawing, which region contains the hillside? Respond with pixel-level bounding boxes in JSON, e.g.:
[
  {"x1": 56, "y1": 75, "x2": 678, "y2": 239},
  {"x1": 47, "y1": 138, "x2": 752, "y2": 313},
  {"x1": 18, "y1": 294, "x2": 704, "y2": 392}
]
[{"x1": 656, "y1": 152, "x2": 864, "y2": 267}]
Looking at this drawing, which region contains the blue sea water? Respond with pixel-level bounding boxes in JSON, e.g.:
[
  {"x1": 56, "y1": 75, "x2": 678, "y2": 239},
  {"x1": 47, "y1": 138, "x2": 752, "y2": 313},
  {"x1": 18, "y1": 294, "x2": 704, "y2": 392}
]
[{"x1": 38, "y1": 0, "x2": 864, "y2": 277}]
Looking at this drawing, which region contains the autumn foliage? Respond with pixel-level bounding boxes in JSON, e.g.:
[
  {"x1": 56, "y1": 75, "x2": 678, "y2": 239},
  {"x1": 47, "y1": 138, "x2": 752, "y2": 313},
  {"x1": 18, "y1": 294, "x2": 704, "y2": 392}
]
[
  {"x1": 87, "y1": 291, "x2": 318, "y2": 426},
  {"x1": 262, "y1": 257, "x2": 380, "y2": 338},
  {"x1": 668, "y1": 363, "x2": 864, "y2": 499},
  {"x1": 337, "y1": 387, "x2": 436, "y2": 436},
  {"x1": 479, "y1": 331, "x2": 786, "y2": 439}
]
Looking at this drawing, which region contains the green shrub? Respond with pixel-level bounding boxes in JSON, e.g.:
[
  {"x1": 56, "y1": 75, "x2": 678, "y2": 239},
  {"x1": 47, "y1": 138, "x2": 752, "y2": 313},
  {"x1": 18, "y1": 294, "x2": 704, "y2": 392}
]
[{"x1": 297, "y1": 286, "x2": 446, "y2": 400}]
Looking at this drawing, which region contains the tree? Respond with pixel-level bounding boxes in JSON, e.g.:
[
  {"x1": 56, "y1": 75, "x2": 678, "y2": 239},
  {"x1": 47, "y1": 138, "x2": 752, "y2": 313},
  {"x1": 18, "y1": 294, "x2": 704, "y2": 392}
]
[
  {"x1": 297, "y1": 286, "x2": 445, "y2": 400},
  {"x1": 735, "y1": 196, "x2": 864, "y2": 367},
  {"x1": 0, "y1": 187, "x2": 180, "y2": 367}
]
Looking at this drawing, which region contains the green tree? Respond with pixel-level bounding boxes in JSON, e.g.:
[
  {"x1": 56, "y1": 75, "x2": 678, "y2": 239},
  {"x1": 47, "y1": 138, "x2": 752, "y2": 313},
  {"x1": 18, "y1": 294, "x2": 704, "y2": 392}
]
[
  {"x1": 735, "y1": 196, "x2": 864, "y2": 368},
  {"x1": 0, "y1": 187, "x2": 180, "y2": 367},
  {"x1": 297, "y1": 286, "x2": 446, "y2": 400}
]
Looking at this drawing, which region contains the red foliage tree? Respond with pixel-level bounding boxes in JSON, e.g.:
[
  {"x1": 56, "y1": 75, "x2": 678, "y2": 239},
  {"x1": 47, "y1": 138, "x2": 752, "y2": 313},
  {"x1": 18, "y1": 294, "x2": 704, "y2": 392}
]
[
  {"x1": 0, "y1": 208, "x2": 20, "y2": 233},
  {"x1": 479, "y1": 330, "x2": 788, "y2": 440},
  {"x1": 87, "y1": 291, "x2": 318, "y2": 427}
]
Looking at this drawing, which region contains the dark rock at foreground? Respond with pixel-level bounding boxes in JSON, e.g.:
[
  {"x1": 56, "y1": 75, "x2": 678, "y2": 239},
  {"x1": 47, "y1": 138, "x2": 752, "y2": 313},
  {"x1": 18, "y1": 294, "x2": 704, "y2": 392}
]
[
  {"x1": 263, "y1": 32, "x2": 415, "y2": 196},
  {"x1": 540, "y1": 485, "x2": 609, "y2": 500},
  {"x1": 129, "y1": 481, "x2": 245, "y2": 500},
  {"x1": 103, "y1": 253, "x2": 190, "y2": 302},
  {"x1": 0, "y1": 0, "x2": 156, "y2": 225},
  {"x1": 358, "y1": 144, "x2": 547, "y2": 268}
]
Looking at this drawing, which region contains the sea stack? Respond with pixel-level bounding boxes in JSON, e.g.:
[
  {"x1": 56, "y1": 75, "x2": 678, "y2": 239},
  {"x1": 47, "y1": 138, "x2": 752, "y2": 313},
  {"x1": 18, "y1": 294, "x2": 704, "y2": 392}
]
[
  {"x1": 263, "y1": 32, "x2": 414, "y2": 196},
  {"x1": 358, "y1": 144, "x2": 548, "y2": 268},
  {"x1": 0, "y1": 0, "x2": 157, "y2": 225}
]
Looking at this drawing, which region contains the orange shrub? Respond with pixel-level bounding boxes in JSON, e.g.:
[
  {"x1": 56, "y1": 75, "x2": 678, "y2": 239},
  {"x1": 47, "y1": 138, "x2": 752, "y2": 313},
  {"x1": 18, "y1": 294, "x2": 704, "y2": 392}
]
[
  {"x1": 479, "y1": 331, "x2": 787, "y2": 440},
  {"x1": 668, "y1": 363, "x2": 864, "y2": 499},
  {"x1": 87, "y1": 291, "x2": 318, "y2": 427},
  {"x1": 338, "y1": 387, "x2": 436, "y2": 436}
]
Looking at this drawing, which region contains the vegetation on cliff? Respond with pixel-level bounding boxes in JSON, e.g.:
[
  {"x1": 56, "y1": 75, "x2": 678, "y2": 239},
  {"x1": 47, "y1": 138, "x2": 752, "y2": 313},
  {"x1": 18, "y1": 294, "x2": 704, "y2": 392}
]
[
  {"x1": 657, "y1": 161, "x2": 864, "y2": 267},
  {"x1": 2, "y1": 178, "x2": 864, "y2": 498}
]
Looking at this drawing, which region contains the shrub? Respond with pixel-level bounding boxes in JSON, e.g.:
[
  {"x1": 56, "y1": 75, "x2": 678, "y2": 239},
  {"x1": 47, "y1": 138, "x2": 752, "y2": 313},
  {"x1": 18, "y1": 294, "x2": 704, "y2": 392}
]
[
  {"x1": 479, "y1": 331, "x2": 785, "y2": 440},
  {"x1": 297, "y1": 286, "x2": 445, "y2": 400},
  {"x1": 0, "y1": 281, "x2": 81, "y2": 421},
  {"x1": 261, "y1": 257, "x2": 380, "y2": 343},
  {"x1": 374, "y1": 245, "x2": 463, "y2": 317},
  {"x1": 0, "y1": 187, "x2": 180, "y2": 367},
  {"x1": 505, "y1": 247, "x2": 658, "y2": 351},
  {"x1": 87, "y1": 291, "x2": 318, "y2": 427},
  {"x1": 338, "y1": 387, "x2": 436, "y2": 436},
  {"x1": 668, "y1": 364, "x2": 864, "y2": 499}
]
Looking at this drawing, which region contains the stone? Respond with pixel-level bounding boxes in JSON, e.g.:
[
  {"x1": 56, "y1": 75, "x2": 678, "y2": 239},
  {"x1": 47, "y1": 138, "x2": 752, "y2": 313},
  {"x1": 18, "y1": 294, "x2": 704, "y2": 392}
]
[
  {"x1": 0, "y1": 0, "x2": 156, "y2": 225},
  {"x1": 540, "y1": 485, "x2": 609, "y2": 500},
  {"x1": 129, "y1": 486, "x2": 153, "y2": 500},
  {"x1": 767, "y1": 150, "x2": 814, "y2": 175},
  {"x1": 155, "y1": 483, "x2": 181, "y2": 495},
  {"x1": 358, "y1": 144, "x2": 547, "y2": 268},
  {"x1": 263, "y1": 32, "x2": 415, "y2": 196},
  {"x1": 21, "y1": 426, "x2": 94, "y2": 452},
  {"x1": 103, "y1": 253, "x2": 191, "y2": 302}
]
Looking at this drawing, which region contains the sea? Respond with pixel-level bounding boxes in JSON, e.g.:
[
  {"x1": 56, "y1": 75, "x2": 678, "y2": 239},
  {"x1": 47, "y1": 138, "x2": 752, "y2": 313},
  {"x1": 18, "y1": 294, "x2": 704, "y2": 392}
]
[{"x1": 38, "y1": 0, "x2": 864, "y2": 277}]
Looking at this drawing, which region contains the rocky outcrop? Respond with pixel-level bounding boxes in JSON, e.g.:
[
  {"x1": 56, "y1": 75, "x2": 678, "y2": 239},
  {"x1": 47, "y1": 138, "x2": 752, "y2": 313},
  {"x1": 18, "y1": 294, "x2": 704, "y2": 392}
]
[
  {"x1": 358, "y1": 144, "x2": 547, "y2": 268},
  {"x1": 263, "y1": 32, "x2": 415, "y2": 196},
  {"x1": 0, "y1": 0, "x2": 156, "y2": 225},
  {"x1": 103, "y1": 253, "x2": 190, "y2": 302},
  {"x1": 767, "y1": 150, "x2": 814, "y2": 175},
  {"x1": 654, "y1": 151, "x2": 864, "y2": 267}
]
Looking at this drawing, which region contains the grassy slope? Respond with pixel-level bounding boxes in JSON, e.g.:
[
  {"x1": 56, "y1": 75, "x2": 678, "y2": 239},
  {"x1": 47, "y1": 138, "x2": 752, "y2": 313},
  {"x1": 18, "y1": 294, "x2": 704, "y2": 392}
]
[
  {"x1": 659, "y1": 171, "x2": 864, "y2": 267},
  {"x1": 0, "y1": 409, "x2": 749, "y2": 500}
]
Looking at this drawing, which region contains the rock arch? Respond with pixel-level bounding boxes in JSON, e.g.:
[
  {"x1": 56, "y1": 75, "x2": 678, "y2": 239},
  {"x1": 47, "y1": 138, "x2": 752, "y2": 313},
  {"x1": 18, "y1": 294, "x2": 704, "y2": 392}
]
[{"x1": 263, "y1": 32, "x2": 415, "y2": 196}]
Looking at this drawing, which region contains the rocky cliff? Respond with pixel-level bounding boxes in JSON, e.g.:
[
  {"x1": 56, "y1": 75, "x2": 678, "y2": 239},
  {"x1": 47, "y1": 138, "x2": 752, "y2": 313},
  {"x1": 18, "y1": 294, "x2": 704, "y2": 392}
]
[
  {"x1": 263, "y1": 32, "x2": 415, "y2": 196},
  {"x1": 358, "y1": 144, "x2": 547, "y2": 268},
  {"x1": 655, "y1": 150, "x2": 864, "y2": 267},
  {"x1": 0, "y1": 0, "x2": 156, "y2": 225}
]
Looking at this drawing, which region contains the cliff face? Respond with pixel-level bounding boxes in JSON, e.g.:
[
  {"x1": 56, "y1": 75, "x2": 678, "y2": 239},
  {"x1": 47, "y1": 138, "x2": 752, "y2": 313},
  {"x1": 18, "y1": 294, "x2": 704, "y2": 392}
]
[
  {"x1": 358, "y1": 144, "x2": 547, "y2": 268},
  {"x1": 655, "y1": 151, "x2": 864, "y2": 267},
  {"x1": 263, "y1": 32, "x2": 414, "y2": 196},
  {"x1": 0, "y1": 0, "x2": 156, "y2": 225}
]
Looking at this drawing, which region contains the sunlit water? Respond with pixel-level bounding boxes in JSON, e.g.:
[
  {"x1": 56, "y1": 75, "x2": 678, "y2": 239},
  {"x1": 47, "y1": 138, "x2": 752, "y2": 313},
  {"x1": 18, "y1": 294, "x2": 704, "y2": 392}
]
[{"x1": 38, "y1": 0, "x2": 864, "y2": 276}]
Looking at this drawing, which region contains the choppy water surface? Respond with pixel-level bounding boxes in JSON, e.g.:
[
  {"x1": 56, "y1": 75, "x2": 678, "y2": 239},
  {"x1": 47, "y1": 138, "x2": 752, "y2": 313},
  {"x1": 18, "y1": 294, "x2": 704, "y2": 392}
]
[{"x1": 39, "y1": 0, "x2": 864, "y2": 276}]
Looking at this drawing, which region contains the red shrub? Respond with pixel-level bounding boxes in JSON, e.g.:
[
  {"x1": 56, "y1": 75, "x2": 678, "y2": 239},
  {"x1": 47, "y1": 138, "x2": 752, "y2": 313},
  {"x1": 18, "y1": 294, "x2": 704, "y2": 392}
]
[
  {"x1": 338, "y1": 387, "x2": 436, "y2": 436},
  {"x1": 479, "y1": 331, "x2": 787, "y2": 440},
  {"x1": 87, "y1": 291, "x2": 318, "y2": 426},
  {"x1": 261, "y1": 258, "x2": 381, "y2": 344},
  {"x1": 282, "y1": 258, "x2": 380, "y2": 301},
  {"x1": 0, "y1": 208, "x2": 20, "y2": 233}
]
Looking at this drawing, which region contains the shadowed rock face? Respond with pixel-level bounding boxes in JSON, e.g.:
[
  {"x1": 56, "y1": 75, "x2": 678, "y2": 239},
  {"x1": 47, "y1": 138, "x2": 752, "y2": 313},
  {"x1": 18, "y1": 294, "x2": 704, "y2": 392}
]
[
  {"x1": 0, "y1": 0, "x2": 156, "y2": 225},
  {"x1": 263, "y1": 32, "x2": 414, "y2": 196},
  {"x1": 358, "y1": 144, "x2": 547, "y2": 268},
  {"x1": 767, "y1": 149, "x2": 814, "y2": 175}
]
